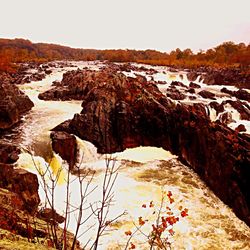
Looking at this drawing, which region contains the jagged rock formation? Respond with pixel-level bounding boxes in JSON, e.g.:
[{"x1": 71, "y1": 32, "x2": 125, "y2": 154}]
[
  {"x1": 0, "y1": 79, "x2": 34, "y2": 130},
  {"x1": 50, "y1": 131, "x2": 77, "y2": 169},
  {"x1": 209, "y1": 99, "x2": 250, "y2": 121},
  {"x1": 221, "y1": 87, "x2": 250, "y2": 102},
  {"x1": 187, "y1": 68, "x2": 250, "y2": 89},
  {"x1": 38, "y1": 68, "x2": 97, "y2": 100},
  {"x1": 51, "y1": 68, "x2": 250, "y2": 227}
]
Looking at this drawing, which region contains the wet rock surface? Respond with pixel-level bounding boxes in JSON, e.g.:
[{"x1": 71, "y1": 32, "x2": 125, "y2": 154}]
[
  {"x1": 198, "y1": 90, "x2": 216, "y2": 99},
  {"x1": 236, "y1": 124, "x2": 247, "y2": 133},
  {"x1": 189, "y1": 82, "x2": 201, "y2": 88},
  {"x1": 170, "y1": 81, "x2": 187, "y2": 88},
  {"x1": 51, "y1": 67, "x2": 250, "y2": 227},
  {"x1": 221, "y1": 87, "x2": 250, "y2": 101},
  {"x1": 222, "y1": 100, "x2": 250, "y2": 121},
  {"x1": 218, "y1": 111, "x2": 235, "y2": 125},
  {"x1": 209, "y1": 101, "x2": 225, "y2": 115},
  {"x1": 50, "y1": 131, "x2": 78, "y2": 169}
]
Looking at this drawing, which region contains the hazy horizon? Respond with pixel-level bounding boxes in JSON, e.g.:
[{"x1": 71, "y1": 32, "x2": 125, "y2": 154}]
[{"x1": 1, "y1": 0, "x2": 250, "y2": 53}]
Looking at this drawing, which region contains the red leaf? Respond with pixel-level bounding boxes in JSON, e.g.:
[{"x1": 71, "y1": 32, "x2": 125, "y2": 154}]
[
  {"x1": 130, "y1": 242, "x2": 136, "y2": 249},
  {"x1": 125, "y1": 230, "x2": 132, "y2": 236},
  {"x1": 149, "y1": 201, "x2": 154, "y2": 208},
  {"x1": 167, "y1": 191, "x2": 172, "y2": 198},
  {"x1": 181, "y1": 208, "x2": 189, "y2": 217},
  {"x1": 169, "y1": 228, "x2": 175, "y2": 235},
  {"x1": 138, "y1": 216, "x2": 145, "y2": 226}
]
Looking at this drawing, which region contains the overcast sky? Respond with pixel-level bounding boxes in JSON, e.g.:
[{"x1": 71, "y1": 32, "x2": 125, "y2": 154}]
[{"x1": 1, "y1": 0, "x2": 249, "y2": 52}]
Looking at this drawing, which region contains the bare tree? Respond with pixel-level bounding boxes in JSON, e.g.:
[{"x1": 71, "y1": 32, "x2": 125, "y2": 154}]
[
  {"x1": 23, "y1": 148, "x2": 125, "y2": 250},
  {"x1": 90, "y1": 156, "x2": 126, "y2": 250}
]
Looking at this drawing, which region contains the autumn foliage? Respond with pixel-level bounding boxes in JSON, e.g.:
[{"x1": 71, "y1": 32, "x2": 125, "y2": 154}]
[
  {"x1": 0, "y1": 38, "x2": 249, "y2": 73},
  {"x1": 125, "y1": 190, "x2": 189, "y2": 249}
]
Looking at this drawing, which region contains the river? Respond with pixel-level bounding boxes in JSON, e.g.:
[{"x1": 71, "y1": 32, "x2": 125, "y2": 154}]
[{"x1": 2, "y1": 61, "x2": 250, "y2": 249}]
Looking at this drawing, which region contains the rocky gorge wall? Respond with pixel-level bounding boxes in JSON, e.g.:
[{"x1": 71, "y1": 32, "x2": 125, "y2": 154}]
[{"x1": 48, "y1": 67, "x2": 250, "y2": 227}]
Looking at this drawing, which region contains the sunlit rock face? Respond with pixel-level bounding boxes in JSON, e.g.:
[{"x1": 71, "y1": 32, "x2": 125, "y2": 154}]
[{"x1": 52, "y1": 67, "x2": 250, "y2": 226}]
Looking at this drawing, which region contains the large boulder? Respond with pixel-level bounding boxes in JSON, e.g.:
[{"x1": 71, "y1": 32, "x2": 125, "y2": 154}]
[
  {"x1": 198, "y1": 90, "x2": 216, "y2": 99},
  {"x1": 235, "y1": 124, "x2": 247, "y2": 133},
  {"x1": 170, "y1": 81, "x2": 187, "y2": 88},
  {"x1": 189, "y1": 82, "x2": 201, "y2": 88},
  {"x1": 50, "y1": 131, "x2": 78, "y2": 169}
]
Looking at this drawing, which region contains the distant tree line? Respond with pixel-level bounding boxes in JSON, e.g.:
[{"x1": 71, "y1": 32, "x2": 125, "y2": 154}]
[{"x1": 0, "y1": 38, "x2": 249, "y2": 73}]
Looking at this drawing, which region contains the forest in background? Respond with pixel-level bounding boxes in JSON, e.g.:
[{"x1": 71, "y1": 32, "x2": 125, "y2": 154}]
[{"x1": 0, "y1": 38, "x2": 249, "y2": 73}]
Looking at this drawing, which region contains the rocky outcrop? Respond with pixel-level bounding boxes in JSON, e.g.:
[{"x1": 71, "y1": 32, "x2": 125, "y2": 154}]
[
  {"x1": 221, "y1": 87, "x2": 250, "y2": 102},
  {"x1": 218, "y1": 112, "x2": 235, "y2": 125},
  {"x1": 188, "y1": 68, "x2": 250, "y2": 89},
  {"x1": 0, "y1": 143, "x2": 20, "y2": 164},
  {"x1": 189, "y1": 82, "x2": 201, "y2": 88},
  {"x1": 236, "y1": 124, "x2": 247, "y2": 133},
  {"x1": 209, "y1": 101, "x2": 225, "y2": 115},
  {"x1": 0, "y1": 187, "x2": 79, "y2": 249},
  {"x1": 52, "y1": 68, "x2": 250, "y2": 226},
  {"x1": 0, "y1": 62, "x2": 48, "y2": 85},
  {"x1": 0, "y1": 164, "x2": 40, "y2": 213},
  {"x1": 166, "y1": 88, "x2": 186, "y2": 100},
  {"x1": 170, "y1": 81, "x2": 187, "y2": 88},
  {"x1": 198, "y1": 90, "x2": 216, "y2": 99},
  {"x1": 50, "y1": 131, "x2": 77, "y2": 169},
  {"x1": 38, "y1": 68, "x2": 96, "y2": 100},
  {"x1": 0, "y1": 80, "x2": 34, "y2": 130},
  {"x1": 104, "y1": 62, "x2": 158, "y2": 74},
  {"x1": 187, "y1": 71, "x2": 200, "y2": 82},
  {"x1": 38, "y1": 64, "x2": 158, "y2": 101},
  {"x1": 222, "y1": 100, "x2": 250, "y2": 121},
  {"x1": 209, "y1": 99, "x2": 250, "y2": 121},
  {"x1": 0, "y1": 142, "x2": 38, "y2": 214}
]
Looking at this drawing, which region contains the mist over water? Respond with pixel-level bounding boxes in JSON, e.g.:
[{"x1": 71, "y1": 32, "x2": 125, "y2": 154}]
[{"x1": 3, "y1": 61, "x2": 250, "y2": 249}]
